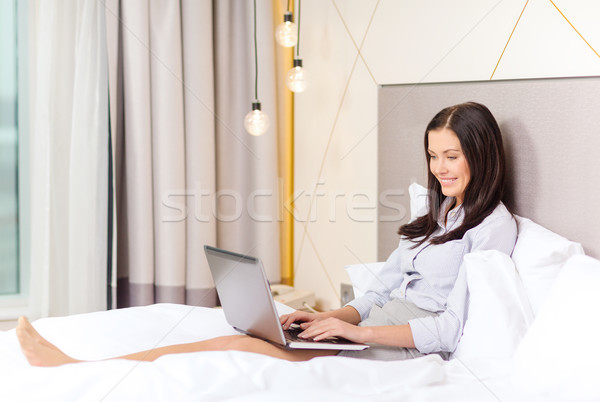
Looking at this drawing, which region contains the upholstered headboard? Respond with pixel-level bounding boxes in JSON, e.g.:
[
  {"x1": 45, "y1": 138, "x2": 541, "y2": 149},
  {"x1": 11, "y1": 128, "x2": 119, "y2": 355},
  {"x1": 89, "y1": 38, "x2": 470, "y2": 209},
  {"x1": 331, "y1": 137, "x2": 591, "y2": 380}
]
[{"x1": 378, "y1": 77, "x2": 600, "y2": 260}]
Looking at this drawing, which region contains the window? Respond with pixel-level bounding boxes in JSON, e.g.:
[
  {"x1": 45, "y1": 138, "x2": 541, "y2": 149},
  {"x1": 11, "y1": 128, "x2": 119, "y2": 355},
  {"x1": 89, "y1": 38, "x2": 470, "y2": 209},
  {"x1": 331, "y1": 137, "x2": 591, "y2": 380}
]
[
  {"x1": 0, "y1": 0, "x2": 29, "y2": 316},
  {"x1": 0, "y1": 0, "x2": 19, "y2": 295}
]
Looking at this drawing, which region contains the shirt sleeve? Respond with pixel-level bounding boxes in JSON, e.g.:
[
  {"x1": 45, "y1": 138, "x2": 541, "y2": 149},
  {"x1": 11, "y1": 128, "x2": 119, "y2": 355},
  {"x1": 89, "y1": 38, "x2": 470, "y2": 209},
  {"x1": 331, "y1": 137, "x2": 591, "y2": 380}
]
[
  {"x1": 408, "y1": 212, "x2": 517, "y2": 353},
  {"x1": 408, "y1": 266, "x2": 468, "y2": 353},
  {"x1": 345, "y1": 245, "x2": 404, "y2": 321}
]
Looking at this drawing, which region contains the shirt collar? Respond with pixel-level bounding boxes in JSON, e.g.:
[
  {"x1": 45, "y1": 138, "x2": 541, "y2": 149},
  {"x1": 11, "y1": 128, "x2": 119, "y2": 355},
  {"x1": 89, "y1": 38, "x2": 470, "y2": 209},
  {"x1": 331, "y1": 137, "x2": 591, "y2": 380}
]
[{"x1": 437, "y1": 197, "x2": 464, "y2": 230}]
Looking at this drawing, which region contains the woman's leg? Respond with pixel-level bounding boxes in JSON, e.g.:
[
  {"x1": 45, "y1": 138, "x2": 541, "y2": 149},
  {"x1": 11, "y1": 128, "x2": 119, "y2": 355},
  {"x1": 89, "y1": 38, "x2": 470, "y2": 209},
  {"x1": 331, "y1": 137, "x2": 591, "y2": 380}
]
[{"x1": 16, "y1": 317, "x2": 337, "y2": 367}]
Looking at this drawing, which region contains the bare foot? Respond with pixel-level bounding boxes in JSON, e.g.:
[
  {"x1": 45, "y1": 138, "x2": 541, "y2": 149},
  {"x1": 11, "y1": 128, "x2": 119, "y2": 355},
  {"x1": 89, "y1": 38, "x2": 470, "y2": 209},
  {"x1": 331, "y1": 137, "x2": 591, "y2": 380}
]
[{"x1": 16, "y1": 317, "x2": 81, "y2": 367}]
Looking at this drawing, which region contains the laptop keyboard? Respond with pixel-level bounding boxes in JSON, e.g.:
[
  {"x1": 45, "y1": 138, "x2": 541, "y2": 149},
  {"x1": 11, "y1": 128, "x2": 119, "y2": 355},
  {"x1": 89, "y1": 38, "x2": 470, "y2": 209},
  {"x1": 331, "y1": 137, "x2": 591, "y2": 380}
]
[{"x1": 284, "y1": 326, "x2": 353, "y2": 345}]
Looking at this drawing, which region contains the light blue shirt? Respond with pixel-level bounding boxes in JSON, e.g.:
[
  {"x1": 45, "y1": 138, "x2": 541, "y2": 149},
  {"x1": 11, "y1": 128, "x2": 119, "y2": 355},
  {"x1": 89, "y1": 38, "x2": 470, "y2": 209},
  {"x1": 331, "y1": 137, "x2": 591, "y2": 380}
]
[{"x1": 347, "y1": 199, "x2": 517, "y2": 354}]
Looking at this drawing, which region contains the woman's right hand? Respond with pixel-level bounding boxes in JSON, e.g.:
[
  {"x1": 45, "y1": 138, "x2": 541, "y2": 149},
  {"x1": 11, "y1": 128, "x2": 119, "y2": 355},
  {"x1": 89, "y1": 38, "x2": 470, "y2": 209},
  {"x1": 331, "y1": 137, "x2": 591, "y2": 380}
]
[{"x1": 279, "y1": 310, "x2": 323, "y2": 330}]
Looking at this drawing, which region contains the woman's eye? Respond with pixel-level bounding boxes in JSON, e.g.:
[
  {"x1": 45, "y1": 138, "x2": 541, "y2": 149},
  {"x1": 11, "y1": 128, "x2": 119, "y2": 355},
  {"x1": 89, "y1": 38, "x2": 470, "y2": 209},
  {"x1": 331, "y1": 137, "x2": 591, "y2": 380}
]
[
  {"x1": 447, "y1": 156, "x2": 457, "y2": 160},
  {"x1": 429, "y1": 155, "x2": 437, "y2": 160}
]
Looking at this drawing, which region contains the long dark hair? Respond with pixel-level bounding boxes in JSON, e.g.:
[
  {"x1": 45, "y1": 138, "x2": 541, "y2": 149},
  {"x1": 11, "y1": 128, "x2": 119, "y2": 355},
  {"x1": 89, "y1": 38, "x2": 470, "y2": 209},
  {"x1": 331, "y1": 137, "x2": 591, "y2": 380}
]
[{"x1": 398, "y1": 102, "x2": 507, "y2": 245}]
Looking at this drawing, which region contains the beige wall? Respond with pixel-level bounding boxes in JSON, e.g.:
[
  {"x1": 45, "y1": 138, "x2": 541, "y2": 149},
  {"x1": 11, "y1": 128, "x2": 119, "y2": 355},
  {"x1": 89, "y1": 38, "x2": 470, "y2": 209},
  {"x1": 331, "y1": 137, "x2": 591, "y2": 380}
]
[{"x1": 294, "y1": 0, "x2": 600, "y2": 310}]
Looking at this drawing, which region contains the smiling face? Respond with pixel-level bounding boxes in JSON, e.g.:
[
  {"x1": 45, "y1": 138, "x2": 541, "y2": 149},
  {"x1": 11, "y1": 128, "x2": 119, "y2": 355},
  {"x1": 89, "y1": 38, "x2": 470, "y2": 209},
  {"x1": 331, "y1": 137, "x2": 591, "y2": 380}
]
[{"x1": 427, "y1": 128, "x2": 471, "y2": 206}]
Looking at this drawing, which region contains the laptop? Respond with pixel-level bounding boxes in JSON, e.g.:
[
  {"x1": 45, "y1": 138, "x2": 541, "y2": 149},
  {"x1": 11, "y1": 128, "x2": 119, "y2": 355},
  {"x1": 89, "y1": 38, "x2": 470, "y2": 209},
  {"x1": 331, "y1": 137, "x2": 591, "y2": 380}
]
[{"x1": 204, "y1": 245, "x2": 369, "y2": 351}]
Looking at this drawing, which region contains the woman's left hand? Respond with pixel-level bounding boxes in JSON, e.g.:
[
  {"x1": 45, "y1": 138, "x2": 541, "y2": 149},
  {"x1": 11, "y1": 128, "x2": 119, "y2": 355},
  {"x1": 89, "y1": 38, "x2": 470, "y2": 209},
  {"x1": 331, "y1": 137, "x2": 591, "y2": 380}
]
[{"x1": 297, "y1": 317, "x2": 368, "y2": 343}]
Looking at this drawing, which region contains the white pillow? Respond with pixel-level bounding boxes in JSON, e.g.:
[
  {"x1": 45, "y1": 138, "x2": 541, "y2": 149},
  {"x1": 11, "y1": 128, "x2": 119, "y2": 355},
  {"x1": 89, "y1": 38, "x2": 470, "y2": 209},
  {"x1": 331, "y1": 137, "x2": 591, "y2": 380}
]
[
  {"x1": 408, "y1": 182, "x2": 428, "y2": 221},
  {"x1": 344, "y1": 183, "x2": 427, "y2": 299},
  {"x1": 515, "y1": 255, "x2": 600, "y2": 399},
  {"x1": 344, "y1": 262, "x2": 386, "y2": 299},
  {"x1": 512, "y1": 216, "x2": 584, "y2": 315},
  {"x1": 453, "y1": 250, "x2": 533, "y2": 361}
]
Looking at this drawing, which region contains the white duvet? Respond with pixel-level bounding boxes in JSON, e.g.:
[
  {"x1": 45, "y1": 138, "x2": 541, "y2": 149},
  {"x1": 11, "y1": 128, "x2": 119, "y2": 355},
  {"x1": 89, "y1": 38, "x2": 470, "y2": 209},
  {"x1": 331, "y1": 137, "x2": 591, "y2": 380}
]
[
  {"x1": 5, "y1": 251, "x2": 600, "y2": 401},
  {"x1": 0, "y1": 303, "x2": 537, "y2": 402}
]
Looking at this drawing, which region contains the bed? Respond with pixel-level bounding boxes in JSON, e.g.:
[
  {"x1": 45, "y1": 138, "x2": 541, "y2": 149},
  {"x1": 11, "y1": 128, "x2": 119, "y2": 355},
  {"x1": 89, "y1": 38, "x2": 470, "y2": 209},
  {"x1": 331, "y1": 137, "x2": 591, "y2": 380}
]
[
  {"x1": 0, "y1": 303, "x2": 522, "y2": 401},
  {"x1": 3, "y1": 77, "x2": 600, "y2": 401}
]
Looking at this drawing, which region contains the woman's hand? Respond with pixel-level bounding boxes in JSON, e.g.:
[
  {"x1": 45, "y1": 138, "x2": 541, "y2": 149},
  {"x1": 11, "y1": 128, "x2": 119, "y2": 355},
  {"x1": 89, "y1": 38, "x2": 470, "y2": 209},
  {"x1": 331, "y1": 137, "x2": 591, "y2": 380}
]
[
  {"x1": 297, "y1": 317, "x2": 368, "y2": 344},
  {"x1": 280, "y1": 306, "x2": 362, "y2": 332},
  {"x1": 282, "y1": 307, "x2": 415, "y2": 348},
  {"x1": 279, "y1": 310, "x2": 323, "y2": 330}
]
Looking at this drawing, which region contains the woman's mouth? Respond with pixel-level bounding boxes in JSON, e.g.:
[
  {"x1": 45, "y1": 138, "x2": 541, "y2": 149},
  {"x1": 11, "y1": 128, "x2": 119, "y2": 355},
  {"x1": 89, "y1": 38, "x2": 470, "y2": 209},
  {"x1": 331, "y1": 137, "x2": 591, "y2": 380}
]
[{"x1": 439, "y1": 178, "x2": 457, "y2": 186}]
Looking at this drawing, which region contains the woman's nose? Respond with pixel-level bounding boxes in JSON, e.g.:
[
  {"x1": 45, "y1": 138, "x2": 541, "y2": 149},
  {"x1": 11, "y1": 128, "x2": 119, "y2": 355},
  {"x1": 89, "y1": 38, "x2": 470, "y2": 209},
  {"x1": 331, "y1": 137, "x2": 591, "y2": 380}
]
[{"x1": 433, "y1": 160, "x2": 448, "y2": 174}]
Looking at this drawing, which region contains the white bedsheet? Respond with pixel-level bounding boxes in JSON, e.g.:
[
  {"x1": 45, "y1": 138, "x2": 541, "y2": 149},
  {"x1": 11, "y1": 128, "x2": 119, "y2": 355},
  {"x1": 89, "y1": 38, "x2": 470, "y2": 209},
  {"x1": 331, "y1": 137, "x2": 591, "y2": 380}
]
[{"x1": 0, "y1": 303, "x2": 549, "y2": 401}]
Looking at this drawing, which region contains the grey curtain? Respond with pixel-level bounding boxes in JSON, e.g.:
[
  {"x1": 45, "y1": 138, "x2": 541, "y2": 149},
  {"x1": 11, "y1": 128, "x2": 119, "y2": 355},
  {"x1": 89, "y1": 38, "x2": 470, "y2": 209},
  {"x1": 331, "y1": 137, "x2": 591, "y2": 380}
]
[{"x1": 105, "y1": 0, "x2": 281, "y2": 308}]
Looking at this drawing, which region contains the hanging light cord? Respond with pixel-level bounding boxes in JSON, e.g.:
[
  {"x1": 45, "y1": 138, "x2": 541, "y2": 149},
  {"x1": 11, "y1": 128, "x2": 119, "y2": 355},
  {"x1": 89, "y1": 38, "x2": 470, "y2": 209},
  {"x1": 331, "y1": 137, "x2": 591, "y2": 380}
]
[
  {"x1": 296, "y1": 0, "x2": 301, "y2": 57},
  {"x1": 286, "y1": 0, "x2": 291, "y2": 12},
  {"x1": 253, "y1": 0, "x2": 258, "y2": 100}
]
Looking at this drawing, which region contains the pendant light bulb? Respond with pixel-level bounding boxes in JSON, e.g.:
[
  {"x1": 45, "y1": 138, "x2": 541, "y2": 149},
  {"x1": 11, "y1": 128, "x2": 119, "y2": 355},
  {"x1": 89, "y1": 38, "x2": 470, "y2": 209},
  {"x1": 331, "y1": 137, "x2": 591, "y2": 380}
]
[
  {"x1": 286, "y1": 59, "x2": 307, "y2": 93},
  {"x1": 244, "y1": 101, "x2": 270, "y2": 136},
  {"x1": 275, "y1": 12, "x2": 297, "y2": 47}
]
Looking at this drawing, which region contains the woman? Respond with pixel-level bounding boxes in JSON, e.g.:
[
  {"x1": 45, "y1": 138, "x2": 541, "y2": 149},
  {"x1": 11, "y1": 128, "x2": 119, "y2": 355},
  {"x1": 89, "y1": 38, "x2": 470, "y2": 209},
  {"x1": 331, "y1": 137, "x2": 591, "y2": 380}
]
[{"x1": 17, "y1": 102, "x2": 517, "y2": 366}]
